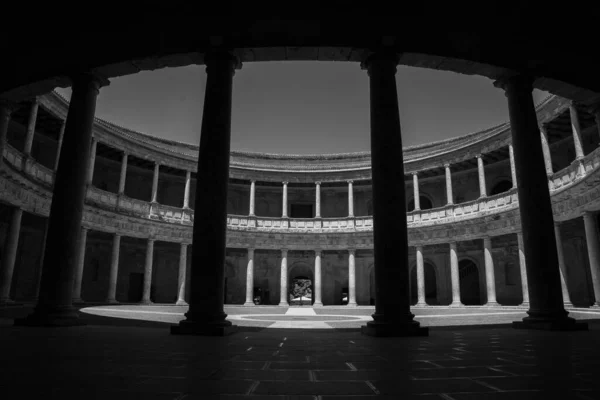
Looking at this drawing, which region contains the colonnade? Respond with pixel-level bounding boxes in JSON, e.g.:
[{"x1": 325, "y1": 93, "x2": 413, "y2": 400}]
[{"x1": 0, "y1": 48, "x2": 598, "y2": 335}]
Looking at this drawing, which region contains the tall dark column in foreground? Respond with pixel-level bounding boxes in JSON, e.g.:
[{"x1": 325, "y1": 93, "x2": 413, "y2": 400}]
[
  {"x1": 15, "y1": 73, "x2": 108, "y2": 326},
  {"x1": 171, "y1": 50, "x2": 240, "y2": 336},
  {"x1": 361, "y1": 50, "x2": 428, "y2": 337},
  {"x1": 494, "y1": 74, "x2": 586, "y2": 331}
]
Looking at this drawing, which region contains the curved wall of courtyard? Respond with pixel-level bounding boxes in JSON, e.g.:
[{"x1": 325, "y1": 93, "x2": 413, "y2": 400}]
[{"x1": 1, "y1": 91, "x2": 600, "y2": 308}]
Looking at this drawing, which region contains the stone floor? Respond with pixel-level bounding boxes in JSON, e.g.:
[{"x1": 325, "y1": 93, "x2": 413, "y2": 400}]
[{"x1": 1, "y1": 305, "x2": 600, "y2": 399}]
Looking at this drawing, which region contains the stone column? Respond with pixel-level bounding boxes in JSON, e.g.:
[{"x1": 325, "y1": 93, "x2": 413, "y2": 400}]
[
  {"x1": 416, "y1": 246, "x2": 426, "y2": 306},
  {"x1": 0, "y1": 101, "x2": 16, "y2": 167},
  {"x1": 86, "y1": 138, "x2": 97, "y2": 186},
  {"x1": 508, "y1": 144, "x2": 517, "y2": 189},
  {"x1": 281, "y1": 181, "x2": 288, "y2": 218},
  {"x1": 554, "y1": 223, "x2": 573, "y2": 307},
  {"x1": 313, "y1": 249, "x2": 323, "y2": 306},
  {"x1": 151, "y1": 163, "x2": 159, "y2": 203},
  {"x1": 315, "y1": 181, "x2": 321, "y2": 218},
  {"x1": 171, "y1": 50, "x2": 240, "y2": 336},
  {"x1": 360, "y1": 50, "x2": 427, "y2": 336},
  {"x1": 583, "y1": 212, "x2": 600, "y2": 307},
  {"x1": 279, "y1": 249, "x2": 288, "y2": 306},
  {"x1": 569, "y1": 101, "x2": 585, "y2": 160},
  {"x1": 141, "y1": 239, "x2": 154, "y2": 304},
  {"x1": 118, "y1": 152, "x2": 128, "y2": 195},
  {"x1": 176, "y1": 243, "x2": 188, "y2": 305},
  {"x1": 593, "y1": 107, "x2": 600, "y2": 141},
  {"x1": 517, "y1": 232, "x2": 530, "y2": 307},
  {"x1": 494, "y1": 74, "x2": 584, "y2": 330},
  {"x1": 347, "y1": 180, "x2": 354, "y2": 217},
  {"x1": 71, "y1": 227, "x2": 88, "y2": 303},
  {"x1": 183, "y1": 170, "x2": 191, "y2": 208},
  {"x1": 34, "y1": 220, "x2": 49, "y2": 300},
  {"x1": 53, "y1": 120, "x2": 66, "y2": 171},
  {"x1": 444, "y1": 163, "x2": 453, "y2": 205},
  {"x1": 476, "y1": 154, "x2": 487, "y2": 198},
  {"x1": 244, "y1": 248, "x2": 255, "y2": 306},
  {"x1": 106, "y1": 233, "x2": 121, "y2": 303},
  {"x1": 16, "y1": 74, "x2": 109, "y2": 327},
  {"x1": 0, "y1": 207, "x2": 23, "y2": 304},
  {"x1": 483, "y1": 237, "x2": 498, "y2": 306},
  {"x1": 22, "y1": 98, "x2": 39, "y2": 157},
  {"x1": 348, "y1": 249, "x2": 357, "y2": 306},
  {"x1": 248, "y1": 180, "x2": 256, "y2": 216},
  {"x1": 449, "y1": 241, "x2": 462, "y2": 307},
  {"x1": 412, "y1": 172, "x2": 420, "y2": 210},
  {"x1": 539, "y1": 124, "x2": 554, "y2": 176}
]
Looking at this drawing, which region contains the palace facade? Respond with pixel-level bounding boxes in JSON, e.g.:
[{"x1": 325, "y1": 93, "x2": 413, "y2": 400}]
[{"x1": 1, "y1": 90, "x2": 599, "y2": 310}]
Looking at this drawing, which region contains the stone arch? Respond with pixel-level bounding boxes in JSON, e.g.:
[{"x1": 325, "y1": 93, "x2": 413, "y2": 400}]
[
  {"x1": 409, "y1": 259, "x2": 439, "y2": 305},
  {"x1": 407, "y1": 193, "x2": 434, "y2": 211},
  {"x1": 490, "y1": 177, "x2": 513, "y2": 196},
  {"x1": 458, "y1": 257, "x2": 483, "y2": 305}
]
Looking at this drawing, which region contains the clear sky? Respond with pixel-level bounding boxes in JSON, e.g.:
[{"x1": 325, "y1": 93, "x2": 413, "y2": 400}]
[{"x1": 55, "y1": 62, "x2": 549, "y2": 154}]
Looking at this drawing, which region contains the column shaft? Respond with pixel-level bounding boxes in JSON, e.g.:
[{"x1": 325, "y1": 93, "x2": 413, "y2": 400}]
[
  {"x1": 449, "y1": 242, "x2": 461, "y2": 306},
  {"x1": 412, "y1": 173, "x2": 420, "y2": 210},
  {"x1": 279, "y1": 249, "x2": 288, "y2": 306},
  {"x1": 118, "y1": 153, "x2": 128, "y2": 194},
  {"x1": 416, "y1": 246, "x2": 426, "y2": 305},
  {"x1": 494, "y1": 75, "x2": 580, "y2": 329},
  {"x1": 445, "y1": 164, "x2": 454, "y2": 205},
  {"x1": 151, "y1": 163, "x2": 159, "y2": 203},
  {"x1": 183, "y1": 171, "x2": 191, "y2": 208},
  {"x1": 0, "y1": 102, "x2": 15, "y2": 166},
  {"x1": 539, "y1": 124, "x2": 554, "y2": 175},
  {"x1": 141, "y1": 239, "x2": 154, "y2": 303},
  {"x1": 517, "y1": 232, "x2": 530, "y2": 305},
  {"x1": 23, "y1": 99, "x2": 39, "y2": 156},
  {"x1": 248, "y1": 180, "x2": 256, "y2": 216},
  {"x1": 71, "y1": 227, "x2": 88, "y2": 302},
  {"x1": 34, "y1": 220, "x2": 49, "y2": 300},
  {"x1": 282, "y1": 182, "x2": 288, "y2": 218},
  {"x1": 348, "y1": 249, "x2": 357, "y2": 306},
  {"x1": 583, "y1": 212, "x2": 600, "y2": 306},
  {"x1": 348, "y1": 180, "x2": 354, "y2": 217},
  {"x1": 86, "y1": 138, "x2": 97, "y2": 185},
  {"x1": 17, "y1": 74, "x2": 108, "y2": 327},
  {"x1": 483, "y1": 237, "x2": 498, "y2": 305},
  {"x1": 570, "y1": 102, "x2": 585, "y2": 159},
  {"x1": 107, "y1": 234, "x2": 120, "y2": 303},
  {"x1": 509, "y1": 144, "x2": 517, "y2": 189},
  {"x1": 315, "y1": 182, "x2": 321, "y2": 218},
  {"x1": 477, "y1": 155, "x2": 487, "y2": 197},
  {"x1": 244, "y1": 248, "x2": 255, "y2": 306},
  {"x1": 53, "y1": 120, "x2": 66, "y2": 171},
  {"x1": 314, "y1": 250, "x2": 322, "y2": 306},
  {"x1": 0, "y1": 208, "x2": 23, "y2": 303},
  {"x1": 176, "y1": 243, "x2": 188, "y2": 305},
  {"x1": 361, "y1": 51, "x2": 426, "y2": 336},
  {"x1": 554, "y1": 223, "x2": 573, "y2": 306},
  {"x1": 172, "y1": 51, "x2": 239, "y2": 335}
]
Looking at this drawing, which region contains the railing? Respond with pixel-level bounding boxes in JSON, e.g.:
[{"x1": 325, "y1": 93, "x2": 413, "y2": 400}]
[{"x1": 2, "y1": 142, "x2": 599, "y2": 233}]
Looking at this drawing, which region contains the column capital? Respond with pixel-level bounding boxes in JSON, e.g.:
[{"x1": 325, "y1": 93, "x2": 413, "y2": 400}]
[
  {"x1": 347, "y1": 179, "x2": 354, "y2": 184},
  {"x1": 68, "y1": 72, "x2": 110, "y2": 93},
  {"x1": 492, "y1": 73, "x2": 534, "y2": 94},
  {"x1": 113, "y1": 232, "x2": 122, "y2": 238},
  {"x1": 411, "y1": 171, "x2": 418, "y2": 176},
  {"x1": 122, "y1": 151, "x2": 129, "y2": 158},
  {"x1": 360, "y1": 49, "x2": 401, "y2": 73},
  {"x1": 247, "y1": 248, "x2": 255, "y2": 255},
  {"x1": 180, "y1": 242, "x2": 188, "y2": 248},
  {"x1": 583, "y1": 210, "x2": 596, "y2": 217},
  {"x1": 0, "y1": 99, "x2": 19, "y2": 116},
  {"x1": 348, "y1": 248, "x2": 356, "y2": 255},
  {"x1": 281, "y1": 249, "x2": 288, "y2": 256},
  {"x1": 444, "y1": 162, "x2": 451, "y2": 169},
  {"x1": 282, "y1": 181, "x2": 288, "y2": 185},
  {"x1": 315, "y1": 181, "x2": 321, "y2": 186},
  {"x1": 203, "y1": 49, "x2": 242, "y2": 74},
  {"x1": 314, "y1": 249, "x2": 322, "y2": 256},
  {"x1": 147, "y1": 237, "x2": 155, "y2": 243},
  {"x1": 415, "y1": 245, "x2": 423, "y2": 252},
  {"x1": 475, "y1": 153, "x2": 484, "y2": 159},
  {"x1": 250, "y1": 179, "x2": 256, "y2": 184}
]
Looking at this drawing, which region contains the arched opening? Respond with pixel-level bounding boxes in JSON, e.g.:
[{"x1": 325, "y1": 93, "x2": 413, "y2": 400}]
[
  {"x1": 490, "y1": 180, "x2": 513, "y2": 196},
  {"x1": 407, "y1": 196, "x2": 433, "y2": 211},
  {"x1": 289, "y1": 262, "x2": 313, "y2": 305},
  {"x1": 459, "y1": 259, "x2": 481, "y2": 305}
]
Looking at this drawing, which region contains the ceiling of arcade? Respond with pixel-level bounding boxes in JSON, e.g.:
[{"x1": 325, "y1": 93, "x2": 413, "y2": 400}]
[{"x1": 2, "y1": 11, "x2": 600, "y2": 108}]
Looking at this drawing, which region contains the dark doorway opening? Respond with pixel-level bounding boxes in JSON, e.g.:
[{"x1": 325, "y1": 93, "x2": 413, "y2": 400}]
[
  {"x1": 128, "y1": 272, "x2": 143, "y2": 302},
  {"x1": 290, "y1": 204, "x2": 313, "y2": 218},
  {"x1": 459, "y1": 260, "x2": 481, "y2": 305}
]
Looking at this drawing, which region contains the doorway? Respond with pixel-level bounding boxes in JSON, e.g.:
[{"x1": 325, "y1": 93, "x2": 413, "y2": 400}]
[
  {"x1": 290, "y1": 276, "x2": 312, "y2": 305},
  {"x1": 459, "y1": 259, "x2": 481, "y2": 305},
  {"x1": 128, "y1": 272, "x2": 143, "y2": 302}
]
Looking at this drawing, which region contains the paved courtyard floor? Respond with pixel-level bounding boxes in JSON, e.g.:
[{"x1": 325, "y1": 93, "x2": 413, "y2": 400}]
[{"x1": 1, "y1": 304, "x2": 600, "y2": 399}]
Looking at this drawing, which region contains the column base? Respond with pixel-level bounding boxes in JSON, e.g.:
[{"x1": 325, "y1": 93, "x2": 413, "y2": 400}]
[
  {"x1": 72, "y1": 298, "x2": 85, "y2": 305},
  {"x1": 312, "y1": 302, "x2": 323, "y2": 307},
  {"x1": 512, "y1": 316, "x2": 588, "y2": 331},
  {"x1": 14, "y1": 307, "x2": 86, "y2": 327},
  {"x1": 105, "y1": 299, "x2": 119, "y2": 305},
  {"x1": 361, "y1": 321, "x2": 429, "y2": 337},
  {"x1": 0, "y1": 299, "x2": 23, "y2": 307},
  {"x1": 139, "y1": 300, "x2": 154, "y2": 305},
  {"x1": 175, "y1": 300, "x2": 188, "y2": 306},
  {"x1": 243, "y1": 302, "x2": 255, "y2": 307},
  {"x1": 170, "y1": 320, "x2": 238, "y2": 336},
  {"x1": 519, "y1": 302, "x2": 530, "y2": 309},
  {"x1": 484, "y1": 302, "x2": 500, "y2": 307},
  {"x1": 415, "y1": 302, "x2": 428, "y2": 307},
  {"x1": 563, "y1": 301, "x2": 574, "y2": 308},
  {"x1": 449, "y1": 302, "x2": 463, "y2": 307},
  {"x1": 278, "y1": 302, "x2": 289, "y2": 307},
  {"x1": 347, "y1": 302, "x2": 358, "y2": 307}
]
